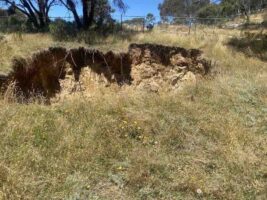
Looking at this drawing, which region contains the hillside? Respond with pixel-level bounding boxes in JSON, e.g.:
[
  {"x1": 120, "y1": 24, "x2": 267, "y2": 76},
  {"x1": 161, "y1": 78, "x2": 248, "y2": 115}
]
[{"x1": 0, "y1": 28, "x2": 266, "y2": 199}]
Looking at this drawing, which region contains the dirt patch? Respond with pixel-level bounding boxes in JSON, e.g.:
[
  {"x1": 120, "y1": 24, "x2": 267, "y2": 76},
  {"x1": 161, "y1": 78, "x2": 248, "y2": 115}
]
[
  {"x1": 0, "y1": 43, "x2": 211, "y2": 102},
  {"x1": 129, "y1": 43, "x2": 210, "y2": 92},
  {"x1": 66, "y1": 47, "x2": 132, "y2": 84}
]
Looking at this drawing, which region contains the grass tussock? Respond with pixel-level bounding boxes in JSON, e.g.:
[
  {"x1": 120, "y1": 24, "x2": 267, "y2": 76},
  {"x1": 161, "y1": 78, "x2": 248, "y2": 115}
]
[
  {"x1": 0, "y1": 28, "x2": 267, "y2": 199},
  {"x1": 228, "y1": 32, "x2": 267, "y2": 61}
]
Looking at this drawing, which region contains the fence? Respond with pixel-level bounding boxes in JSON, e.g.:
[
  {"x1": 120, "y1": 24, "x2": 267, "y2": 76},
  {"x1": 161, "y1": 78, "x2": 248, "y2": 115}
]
[
  {"x1": 118, "y1": 14, "x2": 266, "y2": 35},
  {"x1": 0, "y1": 12, "x2": 265, "y2": 35}
]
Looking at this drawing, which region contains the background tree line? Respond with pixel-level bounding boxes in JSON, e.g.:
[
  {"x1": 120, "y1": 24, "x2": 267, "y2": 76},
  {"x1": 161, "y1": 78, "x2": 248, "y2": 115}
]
[
  {"x1": 159, "y1": 0, "x2": 267, "y2": 21},
  {"x1": 0, "y1": 0, "x2": 266, "y2": 33},
  {"x1": 0, "y1": 0, "x2": 126, "y2": 30}
]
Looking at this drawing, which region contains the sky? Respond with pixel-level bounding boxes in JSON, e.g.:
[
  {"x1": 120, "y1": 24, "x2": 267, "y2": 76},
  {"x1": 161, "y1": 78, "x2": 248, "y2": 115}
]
[
  {"x1": 113, "y1": 0, "x2": 163, "y2": 17},
  {"x1": 50, "y1": 0, "x2": 164, "y2": 19}
]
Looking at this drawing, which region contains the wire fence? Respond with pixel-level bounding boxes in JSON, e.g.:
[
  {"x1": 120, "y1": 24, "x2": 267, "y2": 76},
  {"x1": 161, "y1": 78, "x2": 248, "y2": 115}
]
[
  {"x1": 118, "y1": 14, "x2": 266, "y2": 36},
  {"x1": 0, "y1": 12, "x2": 266, "y2": 35},
  {"x1": 121, "y1": 15, "x2": 232, "y2": 32}
]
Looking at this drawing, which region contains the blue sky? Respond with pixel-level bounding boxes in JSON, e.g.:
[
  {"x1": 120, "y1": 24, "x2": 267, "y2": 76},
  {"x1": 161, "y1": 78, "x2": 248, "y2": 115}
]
[
  {"x1": 114, "y1": 0, "x2": 163, "y2": 17},
  {"x1": 50, "y1": 0, "x2": 164, "y2": 19}
]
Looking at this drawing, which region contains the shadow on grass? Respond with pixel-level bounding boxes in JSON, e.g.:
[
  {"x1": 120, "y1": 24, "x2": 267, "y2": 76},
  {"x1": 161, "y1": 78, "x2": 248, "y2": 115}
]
[
  {"x1": 228, "y1": 32, "x2": 267, "y2": 61},
  {"x1": 51, "y1": 27, "x2": 141, "y2": 45},
  {"x1": 238, "y1": 22, "x2": 267, "y2": 30},
  {"x1": 76, "y1": 30, "x2": 140, "y2": 45}
]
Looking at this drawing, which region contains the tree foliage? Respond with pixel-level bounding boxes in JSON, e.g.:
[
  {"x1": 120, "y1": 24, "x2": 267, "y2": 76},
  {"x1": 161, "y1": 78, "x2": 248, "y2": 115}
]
[
  {"x1": 146, "y1": 13, "x2": 156, "y2": 24},
  {"x1": 220, "y1": 0, "x2": 267, "y2": 21},
  {"x1": 0, "y1": 0, "x2": 266, "y2": 31},
  {"x1": 123, "y1": 17, "x2": 144, "y2": 25},
  {"x1": 197, "y1": 3, "x2": 220, "y2": 18},
  {"x1": 0, "y1": 0, "x2": 126, "y2": 31},
  {"x1": 0, "y1": 0, "x2": 57, "y2": 29},
  {"x1": 158, "y1": 0, "x2": 210, "y2": 17},
  {"x1": 59, "y1": 0, "x2": 126, "y2": 30},
  {"x1": 159, "y1": 0, "x2": 267, "y2": 20}
]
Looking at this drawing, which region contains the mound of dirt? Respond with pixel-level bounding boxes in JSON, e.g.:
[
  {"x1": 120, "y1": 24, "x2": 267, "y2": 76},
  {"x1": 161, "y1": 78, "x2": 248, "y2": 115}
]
[
  {"x1": 0, "y1": 43, "x2": 211, "y2": 102},
  {"x1": 129, "y1": 43, "x2": 210, "y2": 92}
]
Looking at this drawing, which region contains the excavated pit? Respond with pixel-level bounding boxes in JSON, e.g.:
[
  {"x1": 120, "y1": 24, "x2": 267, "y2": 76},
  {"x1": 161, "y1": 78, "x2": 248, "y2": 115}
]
[{"x1": 0, "y1": 43, "x2": 211, "y2": 102}]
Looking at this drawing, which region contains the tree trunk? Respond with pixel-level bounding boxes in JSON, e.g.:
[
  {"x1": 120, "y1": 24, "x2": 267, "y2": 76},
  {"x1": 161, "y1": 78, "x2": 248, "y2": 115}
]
[
  {"x1": 28, "y1": 15, "x2": 41, "y2": 29},
  {"x1": 21, "y1": 0, "x2": 41, "y2": 28},
  {"x1": 23, "y1": 0, "x2": 48, "y2": 29},
  {"x1": 4, "y1": 0, "x2": 54, "y2": 30},
  {"x1": 88, "y1": 0, "x2": 96, "y2": 27},
  {"x1": 82, "y1": 0, "x2": 90, "y2": 30},
  {"x1": 73, "y1": 11, "x2": 82, "y2": 29},
  {"x1": 38, "y1": 13, "x2": 46, "y2": 28},
  {"x1": 37, "y1": 0, "x2": 47, "y2": 28},
  {"x1": 66, "y1": 0, "x2": 82, "y2": 29}
]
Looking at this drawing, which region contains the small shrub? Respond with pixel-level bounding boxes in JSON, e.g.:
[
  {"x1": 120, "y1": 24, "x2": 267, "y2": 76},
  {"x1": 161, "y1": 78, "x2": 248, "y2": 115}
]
[
  {"x1": 21, "y1": 20, "x2": 36, "y2": 33},
  {"x1": 95, "y1": 21, "x2": 121, "y2": 36},
  {"x1": 228, "y1": 32, "x2": 267, "y2": 61},
  {"x1": 0, "y1": 15, "x2": 25, "y2": 33},
  {"x1": 76, "y1": 30, "x2": 100, "y2": 44},
  {"x1": 49, "y1": 18, "x2": 77, "y2": 41}
]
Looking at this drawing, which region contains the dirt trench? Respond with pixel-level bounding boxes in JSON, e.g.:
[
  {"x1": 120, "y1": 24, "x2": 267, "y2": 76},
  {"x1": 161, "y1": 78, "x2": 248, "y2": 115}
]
[{"x1": 0, "y1": 43, "x2": 211, "y2": 102}]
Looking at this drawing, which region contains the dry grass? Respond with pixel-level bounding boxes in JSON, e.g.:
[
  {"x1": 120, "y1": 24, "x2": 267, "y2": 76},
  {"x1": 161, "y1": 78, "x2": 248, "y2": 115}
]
[
  {"x1": 0, "y1": 33, "x2": 53, "y2": 73},
  {"x1": 0, "y1": 28, "x2": 266, "y2": 199}
]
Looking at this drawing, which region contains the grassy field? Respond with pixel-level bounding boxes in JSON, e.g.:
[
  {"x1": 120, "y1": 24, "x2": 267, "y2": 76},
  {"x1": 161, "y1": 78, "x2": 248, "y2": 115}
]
[{"x1": 0, "y1": 28, "x2": 266, "y2": 199}]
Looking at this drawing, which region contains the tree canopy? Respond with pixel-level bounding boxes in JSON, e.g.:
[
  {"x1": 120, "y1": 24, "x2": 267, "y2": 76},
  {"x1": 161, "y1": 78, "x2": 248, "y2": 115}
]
[
  {"x1": 146, "y1": 13, "x2": 156, "y2": 24},
  {"x1": 0, "y1": 0, "x2": 127, "y2": 30},
  {"x1": 0, "y1": 0, "x2": 57, "y2": 29},
  {"x1": 158, "y1": 0, "x2": 267, "y2": 20},
  {"x1": 59, "y1": 0, "x2": 127, "y2": 30},
  {"x1": 0, "y1": 0, "x2": 266, "y2": 31},
  {"x1": 158, "y1": 0, "x2": 210, "y2": 17}
]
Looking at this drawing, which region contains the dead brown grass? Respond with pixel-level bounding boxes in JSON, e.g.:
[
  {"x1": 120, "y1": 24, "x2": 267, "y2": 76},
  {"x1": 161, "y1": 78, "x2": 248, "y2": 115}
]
[{"x1": 0, "y1": 28, "x2": 266, "y2": 199}]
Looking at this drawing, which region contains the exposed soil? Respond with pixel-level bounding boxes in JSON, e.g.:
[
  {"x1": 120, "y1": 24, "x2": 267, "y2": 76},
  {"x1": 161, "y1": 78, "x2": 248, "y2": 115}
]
[
  {"x1": 0, "y1": 43, "x2": 211, "y2": 102},
  {"x1": 128, "y1": 43, "x2": 210, "y2": 92}
]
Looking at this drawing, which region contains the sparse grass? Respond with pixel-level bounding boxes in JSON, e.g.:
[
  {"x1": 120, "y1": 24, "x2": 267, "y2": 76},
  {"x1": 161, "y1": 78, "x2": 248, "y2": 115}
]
[
  {"x1": 228, "y1": 32, "x2": 267, "y2": 61},
  {"x1": 0, "y1": 27, "x2": 266, "y2": 199},
  {"x1": 229, "y1": 9, "x2": 267, "y2": 25},
  {"x1": 0, "y1": 32, "x2": 132, "y2": 74},
  {"x1": 0, "y1": 33, "x2": 54, "y2": 73}
]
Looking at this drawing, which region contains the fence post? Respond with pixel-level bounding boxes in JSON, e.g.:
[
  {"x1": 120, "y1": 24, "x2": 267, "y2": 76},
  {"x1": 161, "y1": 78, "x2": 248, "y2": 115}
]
[
  {"x1": 142, "y1": 18, "x2": 145, "y2": 33},
  {"x1": 195, "y1": 20, "x2": 197, "y2": 34},
  {"x1": 121, "y1": 14, "x2": 123, "y2": 31},
  {"x1": 188, "y1": 18, "x2": 191, "y2": 35}
]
